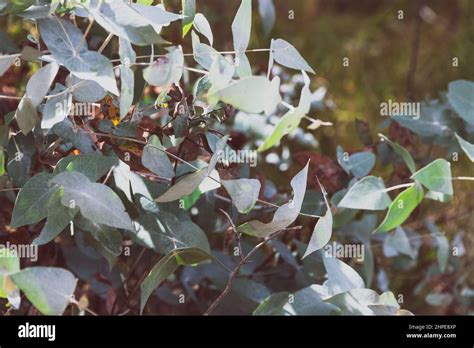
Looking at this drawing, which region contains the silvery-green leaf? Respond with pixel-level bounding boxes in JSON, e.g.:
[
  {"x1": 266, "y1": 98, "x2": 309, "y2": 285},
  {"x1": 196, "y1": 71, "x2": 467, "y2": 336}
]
[
  {"x1": 67, "y1": 75, "x2": 106, "y2": 103},
  {"x1": 113, "y1": 160, "x2": 152, "y2": 202},
  {"x1": 120, "y1": 66, "x2": 134, "y2": 119},
  {"x1": 222, "y1": 178, "x2": 261, "y2": 214},
  {"x1": 325, "y1": 288, "x2": 399, "y2": 315},
  {"x1": 215, "y1": 76, "x2": 281, "y2": 115},
  {"x1": 378, "y1": 133, "x2": 416, "y2": 173},
  {"x1": 143, "y1": 46, "x2": 183, "y2": 87},
  {"x1": 303, "y1": 180, "x2": 332, "y2": 258},
  {"x1": 140, "y1": 247, "x2": 211, "y2": 314},
  {"x1": 238, "y1": 162, "x2": 309, "y2": 238},
  {"x1": 232, "y1": 0, "x2": 252, "y2": 52},
  {"x1": 258, "y1": 0, "x2": 275, "y2": 37},
  {"x1": 41, "y1": 83, "x2": 71, "y2": 130},
  {"x1": 32, "y1": 189, "x2": 78, "y2": 245},
  {"x1": 86, "y1": 0, "x2": 167, "y2": 45},
  {"x1": 0, "y1": 54, "x2": 16, "y2": 76},
  {"x1": 271, "y1": 38, "x2": 315, "y2": 74},
  {"x1": 337, "y1": 147, "x2": 376, "y2": 178},
  {"x1": 52, "y1": 171, "x2": 133, "y2": 230},
  {"x1": 323, "y1": 254, "x2": 365, "y2": 296},
  {"x1": 15, "y1": 97, "x2": 38, "y2": 135},
  {"x1": 11, "y1": 173, "x2": 58, "y2": 228},
  {"x1": 338, "y1": 176, "x2": 392, "y2": 211},
  {"x1": 142, "y1": 135, "x2": 175, "y2": 178},
  {"x1": 52, "y1": 119, "x2": 97, "y2": 154},
  {"x1": 411, "y1": 159, "x2": 453, "y2": 195},
  {"x1": 133, "y1": 211, "x2": 210, "y2": 255},
  {"x1": 193, "y1": 13, "x2": 213, "y2": 46},
  {"x1": 258, "y1": 73, "x2": 310, "y2": 152},
  {"x1": 192, "y1": 30, "x2": 229, "y2": 70},
  {"x1": 447, "y1": 80, "x2": 474, "y2": 125},
  {"x1": 383, "y1": 227, "x2": 415, "y2": 259},
  {"x1": 393, "y1": 101, "x2": 453, "y2": 138},
  {"x1": 435, "y1": 234, "x2": 449, "y2": 273},
  {"x1": 131, "y1": 3, "x2": 181, "y2": 34},
  {"x1": 26, "y1": 62, "x2": 58, "y2": 106},
  {"x1": 11, "y1": 267, "x2": 77, "y2": 315},
  {"x1": 38, "y1": 17, "x2": 118, "y2": 95},
  {"x1": 182, "y1": 0, "x2": 196, "y2": 37},
  {"x1": 61, "y1": 153, "x2": 118, "y2": 182},
  {"x1": 455, "y1": 133, "x2": 474, "y2": 162},
  {"x1": 235, "y1": 52, "x2": 252, "y2": 77},
  {"x1": 118, "y1": 38, "x2": 136, "y2": 119},
  {"x1": 6, "y1": 133, "x2": 36, "y2": 187}
]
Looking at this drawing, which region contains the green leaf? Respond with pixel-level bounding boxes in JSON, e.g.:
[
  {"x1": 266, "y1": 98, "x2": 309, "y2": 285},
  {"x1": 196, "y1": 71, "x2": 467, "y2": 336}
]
[
  {"x1": 378, "y1": 133, "x2": 416, "y2": 173},
  {"x1": 374, "y1": 184, "x2": 424, "y2": 233},
  {"x1": 258, "y1": 73, "x2": 310, "y2": 152},
  {"x1": 6, "y1": 133, "x2": 36, "y2": 187},
  {"x1": 182, "y1": 0, "x2": 196, "y2": 37},
  {"x1": 75, "y1": 215, "x2": 122, "y2": 259},
  {"x1": 271, "y1": 38, "x2": 315, "y2": 74},
  {"x1": 303, "y1": 180, "x2": 332, "y2": 258},
  {"x1": 141, "y1": 135, "x2": 175, "y2": 179},
  {"x1": 447, "y1": 80, "x2": 474, "y2": 125},
  {"x1": 238, "y1": 162, "x2": 309, "y2": 237},
  {"x1": 63, "y1": 153, "x2": 118, "y2": 182},
  {"x1": 32, "y1": 189, "x2": 78, "y2": 245},
  {"x1": 11, "y1": 173, "x2": 58, "y2": 228},
  {"x1": 140, "y1": 247, "x2": 210, "y2": 314},
  {"x1": 338, "y1": 176, "x2": 392, "y2": 211},
  {"x1": 222, "y1": 178, "x2": 261, "y2": 214},
  {"x1": 0, "y1": 248, "x2": 20, "y2": 299},
  {"x1": 193, "y1": 13, "x2": 213, "y2": 46},
  {"x1": 455, "y1": 133, "x2": 474, "y2": 162},
  {"x1": 15, "y1": 97, "x2": 39, "y2": 135},
  {"x1": 0, "y1": 149, "x2": 4, "y2": 176},
  {"x1": 11, "y1": 267, "x2": 77, "y2": 315},
  {"x1": 52, "y1": 171, "x2": 133, "y2": 230},
  {"x1": 181, "y1": 187, "x2": 201, "y2": 210},
  {"x1": 38, "y1": 17, "x2": 119, "y2": 95},
  {"x1": 411, "y1": 159, "x2": 453, "y2": 195}
]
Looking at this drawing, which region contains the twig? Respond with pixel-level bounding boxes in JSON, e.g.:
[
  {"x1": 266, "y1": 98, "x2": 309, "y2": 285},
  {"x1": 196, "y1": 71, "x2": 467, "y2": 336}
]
[
  {"x1": 219, "y1": 208, "x2": 243, "y2": 260},
  {"x1": 204, "y1": 226, "x2": 302, "y2": 316}
]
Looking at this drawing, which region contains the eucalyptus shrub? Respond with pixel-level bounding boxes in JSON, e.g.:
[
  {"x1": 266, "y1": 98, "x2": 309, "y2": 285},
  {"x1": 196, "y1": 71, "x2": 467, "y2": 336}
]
[{"x1": 0, "y1": 0, "x2": 473, "y2": 316}]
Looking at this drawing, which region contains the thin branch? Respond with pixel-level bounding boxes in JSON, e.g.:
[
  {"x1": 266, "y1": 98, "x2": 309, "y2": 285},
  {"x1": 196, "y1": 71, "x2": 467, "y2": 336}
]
[{"x1": 204, "y1": 226, "x2": 302, "y2": 316}]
